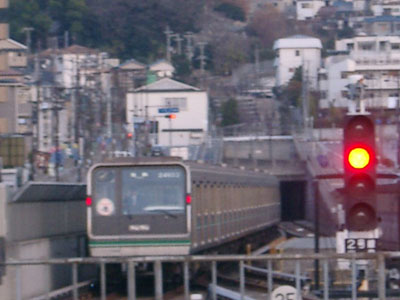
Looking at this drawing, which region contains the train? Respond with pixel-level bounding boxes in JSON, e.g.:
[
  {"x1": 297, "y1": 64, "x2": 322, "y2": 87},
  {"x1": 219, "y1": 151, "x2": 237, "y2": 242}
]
[{"x1": 86, "y1": 157, "x2": 281, "y2": 257}]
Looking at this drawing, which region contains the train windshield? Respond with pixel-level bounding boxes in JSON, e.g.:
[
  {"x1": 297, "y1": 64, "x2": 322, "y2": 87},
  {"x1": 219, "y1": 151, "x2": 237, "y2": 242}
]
[{"x1": 121, "y1": 166, "x2": 186, "y2": 216}]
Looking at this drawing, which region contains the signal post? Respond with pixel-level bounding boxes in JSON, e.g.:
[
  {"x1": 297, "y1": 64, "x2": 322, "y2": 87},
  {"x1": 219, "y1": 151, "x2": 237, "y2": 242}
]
[{"x1": 337, "y1": 113, "x2": 380, "y2": 280}]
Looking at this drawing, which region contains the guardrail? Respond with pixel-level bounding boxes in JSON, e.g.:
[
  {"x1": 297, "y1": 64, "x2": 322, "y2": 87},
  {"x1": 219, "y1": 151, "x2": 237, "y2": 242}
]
[{"x1": 3, "y1": 251, "x2": 400, "y2": 300}]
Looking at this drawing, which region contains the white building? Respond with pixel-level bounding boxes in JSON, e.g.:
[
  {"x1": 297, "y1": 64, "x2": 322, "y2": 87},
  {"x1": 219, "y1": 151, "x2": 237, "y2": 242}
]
[
  {"x1": 264, "y1": 0, "x2": 296, "y2": 14},
  {"x1": 319, "y1": 35, "x2": 400, "y2": 109},
  {"x1": 296, "y1": 0, "x2": 325, "y2": 21},
  {"x1": 273, "y1": 35, "x2": 322, "y2": 89},
  {"x1": 126, "y1": 78, "x2": 208, "y2": 147},
  {"x1": 40, "y1": 45, "x2": 112, "y2": 89},
  {"x1": 372, "y1": 1, "x2": 400, "y2": 16},
  {"x1": 149, "y1": 59, "x2": 175, "y2": 78},
  {"x1": 351, "y1": 0, "x2": 368, "y2": 12}
]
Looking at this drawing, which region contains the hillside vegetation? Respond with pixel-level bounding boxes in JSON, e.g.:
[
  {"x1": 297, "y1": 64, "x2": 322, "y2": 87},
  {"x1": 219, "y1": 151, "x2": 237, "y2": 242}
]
[{"x1": 9, "y1": 0, "x2": 322, "y2": 75}]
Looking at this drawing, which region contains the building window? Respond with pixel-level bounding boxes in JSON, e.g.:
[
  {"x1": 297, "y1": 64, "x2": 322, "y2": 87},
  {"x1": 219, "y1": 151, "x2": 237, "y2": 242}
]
[
  {"x1": 289, "y1": 68, "x2": 295, "y2": 72},
  {"x1": 359, "y1": 42, "x2": 373, "y2": 50},
  {"x1": 341, "y1": 90, "x2": 349, "y2": 98},
  {"x1": 341, "y1": 72, "x2": 347, "y2": 79},
  {"x1": 393, "y1": 43, "x2": 400, "y2": 50},
  {"x1": 295, "y1": 50, "x2": 300, "y2": 56},
  {"x1": 347, "y1": 43, "x2": 354, "y2": 51},
  {"x1": 0, "y1": 87, "x2": 7, "y2": 102},
  {"x1": 301, "y1": 3, "x2": 311, "y2": 8},
  {"x1": 164, "y1": 97, "x2": 187, "y2": 111}
]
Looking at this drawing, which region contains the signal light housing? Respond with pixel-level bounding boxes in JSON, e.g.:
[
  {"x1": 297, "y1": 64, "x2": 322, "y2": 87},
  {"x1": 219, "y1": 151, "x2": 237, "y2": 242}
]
[
  {"x1": 343, "y1": 115, "x2": 377, "y2": 231},
  {"x1": 165, "y1": 114, "x2": 176, "y2": 119}
]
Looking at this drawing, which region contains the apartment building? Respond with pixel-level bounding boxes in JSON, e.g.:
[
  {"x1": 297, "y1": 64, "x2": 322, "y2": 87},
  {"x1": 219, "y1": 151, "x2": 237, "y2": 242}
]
[
  {"x1": 296, "y1": 0, "x2": 325, "y2": 20},
  {"x1": 36, "y1": 45, "x2": 117, "y2": 151},
  {"x1": 273, "y1": 35, "x2": 322, "y2": 89},
  {"x1": 320, "y1": 35, "x2": 400, "y2": 110},
  {"x1": 0, "y1": 0, "x2": 29, "y2": 136}
]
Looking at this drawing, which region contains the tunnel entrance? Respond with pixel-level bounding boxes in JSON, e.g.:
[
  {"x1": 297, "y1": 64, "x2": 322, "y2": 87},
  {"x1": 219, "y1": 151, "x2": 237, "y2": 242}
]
[{"x1": 280, "y1": 181, "x2": 306, "y2": 221}]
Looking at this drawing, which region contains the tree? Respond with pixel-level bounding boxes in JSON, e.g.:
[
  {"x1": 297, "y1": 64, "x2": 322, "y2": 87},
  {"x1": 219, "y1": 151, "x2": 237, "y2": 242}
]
[
  {"x1": 9, "y1": 0, "x2": 52, "y2": 49},
  {"x1": 172, "y1": 54, "x2": 192, "y2": 82},
  {"x1": 210, "y1": 32, "x2": 250, "y2": 75},
  {"x1": 221, "y1": 98, "x2": 240, "y2": 126},
  {"x1": 246, "y1": 4, "x2": 288, "y2": 48},
  {"x1": 286, "y1": 67, "x2": 303, "y2": 107}
]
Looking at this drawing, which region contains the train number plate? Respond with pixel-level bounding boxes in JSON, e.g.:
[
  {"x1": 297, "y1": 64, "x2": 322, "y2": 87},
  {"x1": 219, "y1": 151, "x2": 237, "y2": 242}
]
[{"x1": 345, "y1": 238, "x2": 377, "y2": 253}]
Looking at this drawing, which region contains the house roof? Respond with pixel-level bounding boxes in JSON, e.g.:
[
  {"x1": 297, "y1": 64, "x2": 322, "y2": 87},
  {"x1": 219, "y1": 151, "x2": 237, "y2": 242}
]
[
  {"x1": 134, "y1": 77, "x2": 200, "y2": 92},
  {"x1": 60, "y1": 45, "x2": 99, "y2": 55},
  {"x1": 273, "y1": 35, "x2": 322, "y2": 50},
  {"x1": 119, "y1": 59, "x2": 146, "y2": 70},
  {"x1": 149, "y1": 59, "x2": 175, "y2": 71},
  {"x1": 40, "y1": 44, "x2": 99, "y2": 57},
  {"x1": 0, "y1": 39, "x2": 27, "y2": 51},
  {"x1": 149, "y1": 58, "x2": 171, "y2": 67}
]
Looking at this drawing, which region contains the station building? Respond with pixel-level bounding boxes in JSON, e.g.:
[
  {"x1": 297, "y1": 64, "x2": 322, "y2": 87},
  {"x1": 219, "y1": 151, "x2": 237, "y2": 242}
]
[{"x1": 126, "y1": 78, "x2": 208, "y2": 147}]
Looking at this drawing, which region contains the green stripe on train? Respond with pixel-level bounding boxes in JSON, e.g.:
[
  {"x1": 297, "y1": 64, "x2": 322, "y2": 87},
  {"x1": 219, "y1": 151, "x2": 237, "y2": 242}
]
[{"x1": 89, "y1": 240, "x2": 191, "y2": 247}]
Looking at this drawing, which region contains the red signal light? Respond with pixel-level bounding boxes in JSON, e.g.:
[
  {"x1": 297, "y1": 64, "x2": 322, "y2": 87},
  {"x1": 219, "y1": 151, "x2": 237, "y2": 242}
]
[
  {"x1": 186, "y1": 194, "x2": 191, "y2": 204},
  {"x1": 86, "y1": 196, "x2": 92, "y2": 207},
  {"x1": 348, "y1": 147, "x2": 371, "y2": 169},
  {"x1": 165, "y1": 114, "x2": 177, "y2": 119}
]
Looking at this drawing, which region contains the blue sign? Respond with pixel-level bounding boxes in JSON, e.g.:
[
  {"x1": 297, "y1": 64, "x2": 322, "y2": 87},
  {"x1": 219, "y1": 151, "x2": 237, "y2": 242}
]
[{"x1": 158, "y1": 107, "x2": 179, "y2": 113}]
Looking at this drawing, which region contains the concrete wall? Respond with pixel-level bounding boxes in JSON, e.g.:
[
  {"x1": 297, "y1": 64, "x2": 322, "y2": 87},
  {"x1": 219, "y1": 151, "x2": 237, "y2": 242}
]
[
  {"x1": 0, "y1": 184, "x2": 92, "y2": 299},
  {"x1": 223, "y1": 137, "x2": 297, "y2": 161},
  {"x1": 8, "y1": 201, "x2": 85, "y2": 242}
]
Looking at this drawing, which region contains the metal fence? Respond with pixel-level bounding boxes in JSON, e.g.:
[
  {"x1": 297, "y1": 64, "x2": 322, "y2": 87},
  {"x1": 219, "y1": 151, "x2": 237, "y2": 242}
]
[{"x1": 4, "y1": 251, "x2": 400, "y2": 300}]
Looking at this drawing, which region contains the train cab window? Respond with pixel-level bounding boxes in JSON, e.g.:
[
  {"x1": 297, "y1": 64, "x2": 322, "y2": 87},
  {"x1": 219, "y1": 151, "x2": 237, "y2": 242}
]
[
  {"x1": 121, "y1": 166, "x2": 186, "y2": 216},
  {"x1": 92, "y1": 168, "x2": 116, "y2": 216}
]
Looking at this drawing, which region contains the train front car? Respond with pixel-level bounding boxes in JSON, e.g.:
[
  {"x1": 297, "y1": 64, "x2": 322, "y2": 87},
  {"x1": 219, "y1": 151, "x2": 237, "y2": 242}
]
[{"x1": 86, "y1": 159, "x2": 191, "y2": 257}]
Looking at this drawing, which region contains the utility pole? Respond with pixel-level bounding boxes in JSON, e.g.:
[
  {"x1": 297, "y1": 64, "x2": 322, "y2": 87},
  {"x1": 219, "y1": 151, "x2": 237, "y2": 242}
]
[
  {"x1": 164, "y1": 26, "x2": 173, "y2": 62},
  {"x1": 74, "y1": 55, "x2": 83, "y2": 182},
  {"x1": 197, "y1": 42, "x2": 207, "y2": 75},
  {"x1": 51, "y1": 50, "x2": 64, "y2": 182},
  {"x1": 75, "y1": 55, "x2": 81, "y2": 144},
  {"x1": 255, "y1": 47, "x2": 260, "y2": 74},
  {"x1": 30, "y1": 53, "x2": 41, "y2": 181},
  {"x1": 22, "y1": 27, "x2": 34, "y2": 54},
  {"x1": 184, "y1": 32, "x2": 194, "y2": 61},
  {"x1": 174, "y1": 34, "x2": 183, "y2": 55},
  {"x1": 64, "y1": 31, "x2": 69, "y2": 48},
  {"x1": 302, "y1": 62, "x2": 310, "y2": 130},
  {"x1": 106, "y1": 94, "x2": 112, "y2": 139},
  {"x1": 52, "y1": 90, "x2": 63, "y2": 182}
]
